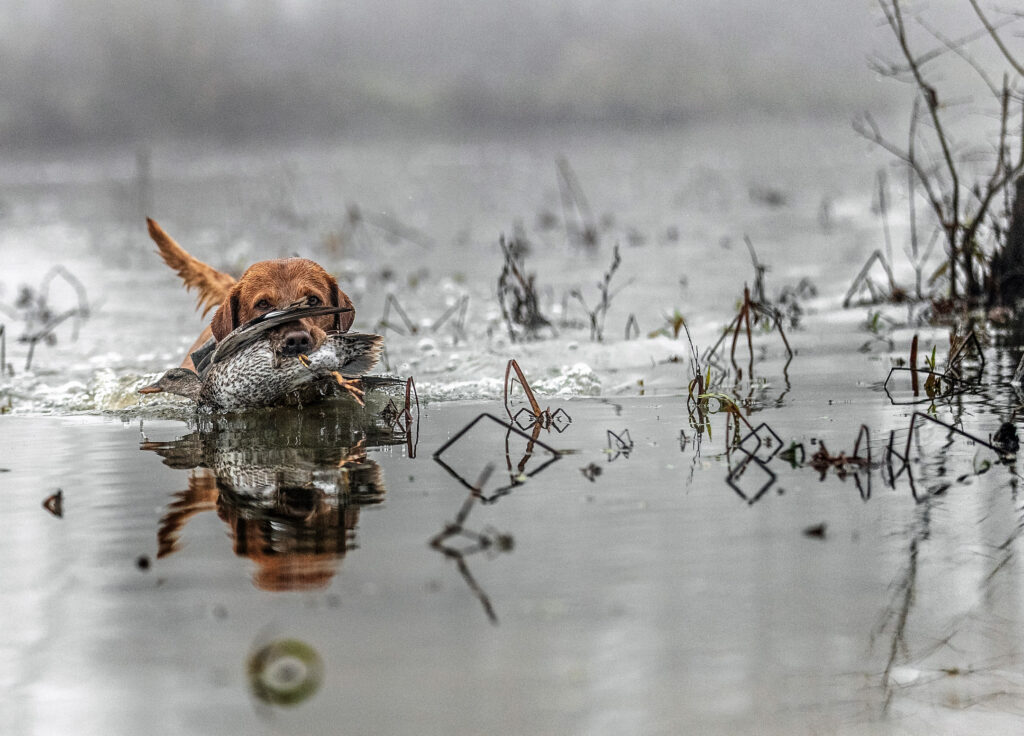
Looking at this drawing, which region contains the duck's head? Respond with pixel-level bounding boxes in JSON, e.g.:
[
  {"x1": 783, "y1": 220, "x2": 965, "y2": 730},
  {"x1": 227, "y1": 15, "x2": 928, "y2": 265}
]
[{"x1": 139, "y1": 368, "x2": 202, "y2": 400}]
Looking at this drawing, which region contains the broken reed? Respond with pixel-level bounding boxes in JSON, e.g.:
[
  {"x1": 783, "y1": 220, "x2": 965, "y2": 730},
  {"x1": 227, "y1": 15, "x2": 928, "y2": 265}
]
[
  {"x1": 703, "y1": 284, "x2": 793, "y2": 377},
  {"x1": 497, "y1": 235, "x2": 554, "y2": 342},
  {"x1": 624, "y1": 313, "x2": 640, "y2": 340},
  {"x1": 883, "y1": 329, "x2": 985, "y2": 406},
  {"x1": 503, "y1": 358, "x2": 570, "y2": 432},
  {"x1": 376, "y1": 293, "x2": 469, "y2": 341},
  {"x1": 910, "y1": 333, "x2": 919, "y2": 396},
  {"x1": 329, "y1": 202, "x2": 436, "y2": 252},
  {"x1": 556, "y1": 156, "x2": 599, "y2": 248},
  {"x1": 496, "y1": 230, "x2": 629, "y2": 344},
  {"x1": 1, "y1": 266, "x2": 92, "y2": 370},
  {"x1": 569, "y1": 242, "x2": 628, "y2": 342}
]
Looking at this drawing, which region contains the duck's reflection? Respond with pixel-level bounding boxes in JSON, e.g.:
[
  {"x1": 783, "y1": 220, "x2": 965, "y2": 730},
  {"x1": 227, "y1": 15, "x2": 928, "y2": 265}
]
[{"x1": 141, "y1": 408, "x2": 393, "y2": 591}]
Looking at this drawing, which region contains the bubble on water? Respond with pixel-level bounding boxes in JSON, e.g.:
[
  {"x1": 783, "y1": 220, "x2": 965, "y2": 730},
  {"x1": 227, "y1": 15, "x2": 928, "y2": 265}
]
[{"x1": 247, "y1": 639, "x2": 324, "y2": 707}]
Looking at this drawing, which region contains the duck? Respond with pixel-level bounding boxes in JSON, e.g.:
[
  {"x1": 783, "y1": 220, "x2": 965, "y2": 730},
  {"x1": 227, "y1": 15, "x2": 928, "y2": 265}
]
[
  {"x1": 141, "y1": 297, "x2": 383, "y2": 411},
  {"x1": 140, "y1": 308, "x2": 383, "y2": 411}
]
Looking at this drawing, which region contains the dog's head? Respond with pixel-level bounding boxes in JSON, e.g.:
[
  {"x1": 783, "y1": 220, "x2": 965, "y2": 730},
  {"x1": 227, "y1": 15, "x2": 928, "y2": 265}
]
[{"x1": 209, "y1": 258, "x2": 354, "y2": 356}]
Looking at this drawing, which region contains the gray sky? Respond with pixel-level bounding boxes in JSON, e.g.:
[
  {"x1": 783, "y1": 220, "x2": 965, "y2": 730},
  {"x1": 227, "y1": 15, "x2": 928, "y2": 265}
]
[{"x1": 0, "y1": 0, "x2": 1004, "y2": 147}]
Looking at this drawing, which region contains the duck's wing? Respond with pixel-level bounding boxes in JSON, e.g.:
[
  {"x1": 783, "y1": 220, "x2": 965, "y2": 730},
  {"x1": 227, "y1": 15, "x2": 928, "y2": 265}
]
[
  {"x1": 210, "y1": 297, "x2": 354, "y2": 365},
  {"x1": 190, "y1": 337, "x2": 218, "y2": 379},
  {"x1": 331, "y1": 332, "x2": 384, "y2": 376}
]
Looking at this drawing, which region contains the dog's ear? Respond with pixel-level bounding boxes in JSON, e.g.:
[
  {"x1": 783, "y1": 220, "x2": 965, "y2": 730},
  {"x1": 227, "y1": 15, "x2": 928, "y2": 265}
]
[
  {"x1": 331, "y1": 283, "x2": 355, "y2": 332},
  {"x1": 210, "y1": 287, "x2": 241, "y2": 341}
]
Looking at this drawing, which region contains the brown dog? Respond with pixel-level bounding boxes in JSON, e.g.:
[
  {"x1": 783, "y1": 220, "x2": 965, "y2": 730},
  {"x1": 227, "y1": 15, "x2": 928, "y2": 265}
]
[{"x1": 146, "y1": 218, "x2": 354, "y2": 373}]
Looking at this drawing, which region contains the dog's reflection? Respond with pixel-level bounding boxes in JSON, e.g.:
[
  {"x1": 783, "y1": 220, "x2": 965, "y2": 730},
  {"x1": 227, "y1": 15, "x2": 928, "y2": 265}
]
[{"x1": 141, "y1": 416, "x2": 387, "y2": 591}]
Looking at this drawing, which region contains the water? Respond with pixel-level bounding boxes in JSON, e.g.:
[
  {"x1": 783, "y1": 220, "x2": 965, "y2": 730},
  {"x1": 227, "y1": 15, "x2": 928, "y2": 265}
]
[
  {"x1": 0, "y1": 120, "x2": 882, "y2": 411},
  {"x1": 4, "y1": 121, "x2": 1024, "y2": 734}
]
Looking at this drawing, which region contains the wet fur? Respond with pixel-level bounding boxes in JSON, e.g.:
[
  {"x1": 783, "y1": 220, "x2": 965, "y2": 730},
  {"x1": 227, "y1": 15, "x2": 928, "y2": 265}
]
[{"x1": 147, "y1": 218, "x2": 354, "y2": 372}]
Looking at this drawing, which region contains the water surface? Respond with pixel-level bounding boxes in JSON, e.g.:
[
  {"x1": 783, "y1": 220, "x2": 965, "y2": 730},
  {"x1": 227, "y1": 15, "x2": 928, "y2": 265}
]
[{"x1": 3, "y1": 124, "x2": 1024, "y2": 734}]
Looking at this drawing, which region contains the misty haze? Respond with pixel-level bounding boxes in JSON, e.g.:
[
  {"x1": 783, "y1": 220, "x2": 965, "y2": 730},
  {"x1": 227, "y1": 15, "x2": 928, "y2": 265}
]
[{"x1": 2, "y1": 0, "x2": 909, "y2": 147}]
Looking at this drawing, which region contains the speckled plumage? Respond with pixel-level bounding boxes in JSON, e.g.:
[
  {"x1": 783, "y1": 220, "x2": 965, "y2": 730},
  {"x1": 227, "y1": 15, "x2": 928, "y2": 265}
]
[{"x1": 143, "y1": 332, "x2": 383, "y2": 411}]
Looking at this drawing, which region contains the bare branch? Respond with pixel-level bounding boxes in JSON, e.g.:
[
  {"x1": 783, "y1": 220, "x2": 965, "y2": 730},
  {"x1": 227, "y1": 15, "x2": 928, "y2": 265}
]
[
  {"x1": 868, "y1": 20, "x2": 1014, "y2": 79},
  {"x1": 969, "y1": 0, "x2": 1024, "y2": 78},
  {"x1": 853, "y1": 111, "x2": 947, "y2": 225},
  {"x1": 916, "y1": 16, "x2": 1002, "y2": 98},
  {"x1": 887, "y1": 1, "x2": 962, "y2": 230},
  {"x1": 963, "y1": 78, "x2": 1024, "y2": 251}
]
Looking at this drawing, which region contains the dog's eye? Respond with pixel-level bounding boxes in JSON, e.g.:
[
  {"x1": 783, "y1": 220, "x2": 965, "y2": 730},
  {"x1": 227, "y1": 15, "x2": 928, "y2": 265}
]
[
  {"x1": 255, "y1": 299, "x2": 272, "y2": 311},
  {"x1": 306, "y1": 295, "x2": 321, "y2": 307}
]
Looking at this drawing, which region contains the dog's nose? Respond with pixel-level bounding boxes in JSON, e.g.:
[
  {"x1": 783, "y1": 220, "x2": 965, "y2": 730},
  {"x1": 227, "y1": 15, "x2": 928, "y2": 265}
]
[{"x1": 280, "y1": 329, "x2": 314, "y2": 356}]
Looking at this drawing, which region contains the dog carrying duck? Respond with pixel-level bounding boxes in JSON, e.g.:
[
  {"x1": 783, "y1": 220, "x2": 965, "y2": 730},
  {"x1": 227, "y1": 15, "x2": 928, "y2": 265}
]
[
  {"x1": 137, "y1": 220, "x2": 388, "y2": 412},
  {"x1": 140, "y1": 297, "x2": 384, "y2": 411},
  {"x1": 140, "y1": 296, "x2": 384, "y2": 411}
]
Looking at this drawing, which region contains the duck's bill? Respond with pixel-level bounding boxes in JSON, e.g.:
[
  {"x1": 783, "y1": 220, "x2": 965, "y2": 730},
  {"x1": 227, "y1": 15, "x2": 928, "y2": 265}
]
[{"x1": 138, "y1": 383, "x2": 164, "y2": 394}]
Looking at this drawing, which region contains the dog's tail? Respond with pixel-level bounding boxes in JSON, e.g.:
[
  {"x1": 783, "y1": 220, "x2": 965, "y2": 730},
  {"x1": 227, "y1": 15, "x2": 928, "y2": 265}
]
[{"x1": 147, "y1": 218, "x2": 237, "y2": 317}]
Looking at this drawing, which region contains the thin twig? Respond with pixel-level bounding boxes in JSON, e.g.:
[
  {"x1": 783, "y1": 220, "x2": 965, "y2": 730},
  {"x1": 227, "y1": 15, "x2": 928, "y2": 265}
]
[{"x1": 968, "y1": 0, "x2": 1024, "y2": 78}]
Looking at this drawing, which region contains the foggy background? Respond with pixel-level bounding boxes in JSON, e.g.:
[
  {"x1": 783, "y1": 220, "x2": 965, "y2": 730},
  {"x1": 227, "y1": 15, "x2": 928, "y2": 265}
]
[{"x1": 0, "y1": 0, "x2": 940, "y2": 150}]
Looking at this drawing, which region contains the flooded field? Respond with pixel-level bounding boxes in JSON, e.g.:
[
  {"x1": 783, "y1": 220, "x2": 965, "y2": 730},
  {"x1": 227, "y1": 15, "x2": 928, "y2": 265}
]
[{"x1": 4, "y1": 122, "x2": 1024, "y2": 734}]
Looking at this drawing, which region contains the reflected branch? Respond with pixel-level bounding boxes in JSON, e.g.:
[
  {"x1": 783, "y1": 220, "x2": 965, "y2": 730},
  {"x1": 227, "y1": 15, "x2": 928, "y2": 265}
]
[
  {"x1": 429, "y1": 464, "x2": 513, "y2": 625},
  {"x1": 433, "y1": 412, "x2": 563, "y2": 503}
]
